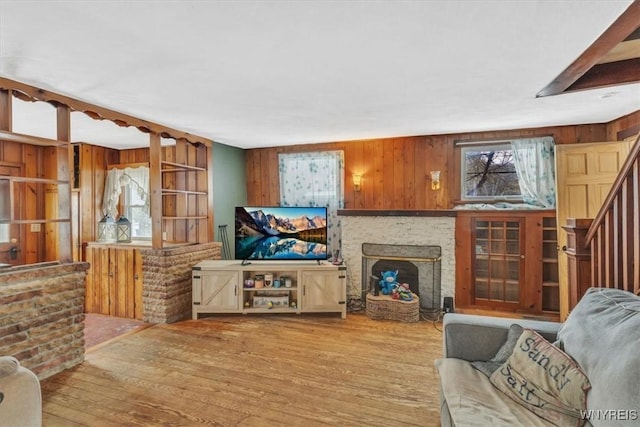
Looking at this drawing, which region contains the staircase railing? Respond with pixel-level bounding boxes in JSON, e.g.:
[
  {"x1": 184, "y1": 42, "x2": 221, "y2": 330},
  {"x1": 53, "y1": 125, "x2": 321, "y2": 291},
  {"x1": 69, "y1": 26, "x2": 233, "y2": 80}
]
[{"x1": 578, "y1": 134, "x2": 640, "y2": 296}]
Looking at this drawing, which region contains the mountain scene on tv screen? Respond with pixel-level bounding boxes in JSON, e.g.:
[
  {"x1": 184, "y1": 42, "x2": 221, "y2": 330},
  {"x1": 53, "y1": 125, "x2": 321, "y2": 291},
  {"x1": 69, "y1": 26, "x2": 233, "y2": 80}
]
[{"x1": 235, "y1": 207, "x2": 327, "y2": 260}]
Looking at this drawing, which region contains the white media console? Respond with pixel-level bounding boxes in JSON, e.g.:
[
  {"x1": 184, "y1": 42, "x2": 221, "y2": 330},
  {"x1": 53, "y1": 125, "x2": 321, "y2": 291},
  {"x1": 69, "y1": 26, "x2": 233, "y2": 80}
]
[{"x1": 192, "y1": 260, "x2": 347, "y2": 319}]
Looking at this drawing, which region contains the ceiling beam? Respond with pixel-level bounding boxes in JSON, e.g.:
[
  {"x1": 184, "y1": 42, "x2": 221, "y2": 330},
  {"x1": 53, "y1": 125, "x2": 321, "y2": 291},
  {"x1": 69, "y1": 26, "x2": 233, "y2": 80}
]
[
  {"x1": 537, "y1": 0, "x2": 640, "y2": 97},
  {"x1": 567, "y1": 58, "x2": 640, "y2": 92},
  {"x1": 0, "y1": 77, "x2": 213, "y2": 147}
]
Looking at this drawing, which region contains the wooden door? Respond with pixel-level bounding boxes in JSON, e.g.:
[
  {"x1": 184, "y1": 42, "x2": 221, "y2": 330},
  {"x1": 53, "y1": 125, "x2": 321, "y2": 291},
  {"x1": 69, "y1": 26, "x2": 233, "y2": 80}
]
[
  {"x1": 0, "y1": 163, "x2": 24, "y2": 265},
  {"x1": 556, "y1": 141, "x2": 631, "y2": 319}
]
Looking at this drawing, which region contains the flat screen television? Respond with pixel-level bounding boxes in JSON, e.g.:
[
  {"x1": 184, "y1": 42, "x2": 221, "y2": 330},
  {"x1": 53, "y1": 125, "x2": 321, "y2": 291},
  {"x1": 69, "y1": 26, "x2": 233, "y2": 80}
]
[{"x1": 235, "y1": 206, "x2": 328, "y2": 263}]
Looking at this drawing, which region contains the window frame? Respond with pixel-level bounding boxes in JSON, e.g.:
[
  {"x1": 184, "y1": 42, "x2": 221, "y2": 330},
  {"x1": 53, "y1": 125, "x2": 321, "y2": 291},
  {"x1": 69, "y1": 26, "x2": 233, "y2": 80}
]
[
  {"x1": 122, "y1": 183, "x2": 151, "y2": 240},
  {"x1": 459, "y1": 141, "x2": 523, "y2": 202}
]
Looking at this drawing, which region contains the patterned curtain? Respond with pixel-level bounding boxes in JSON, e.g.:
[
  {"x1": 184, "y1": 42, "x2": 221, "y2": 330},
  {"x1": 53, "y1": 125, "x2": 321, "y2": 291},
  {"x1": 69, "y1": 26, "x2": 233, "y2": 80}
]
[
  {"x1": 511, "y1": 136, "x2": 556, "y2": 208},
  {"x1": 102, "y1": 166, "x2": 150, "y2": 217},
  {"x1": 278, "y1": 151, "x2": 344, "y2": 255}
]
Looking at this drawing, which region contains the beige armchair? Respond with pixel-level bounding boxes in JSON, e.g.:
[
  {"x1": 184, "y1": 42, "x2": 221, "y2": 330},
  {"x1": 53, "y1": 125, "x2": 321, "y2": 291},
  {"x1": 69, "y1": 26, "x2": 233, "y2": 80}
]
[{"x1": 0, "y1": 356, "x2": 42, "y2": 426}]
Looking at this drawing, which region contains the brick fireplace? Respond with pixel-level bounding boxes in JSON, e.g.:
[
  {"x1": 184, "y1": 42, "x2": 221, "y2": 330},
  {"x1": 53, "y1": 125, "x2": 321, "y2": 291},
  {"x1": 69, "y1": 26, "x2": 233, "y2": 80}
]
[{"x1": 338, "y1": 210, "x2": 456, "y2": 312}]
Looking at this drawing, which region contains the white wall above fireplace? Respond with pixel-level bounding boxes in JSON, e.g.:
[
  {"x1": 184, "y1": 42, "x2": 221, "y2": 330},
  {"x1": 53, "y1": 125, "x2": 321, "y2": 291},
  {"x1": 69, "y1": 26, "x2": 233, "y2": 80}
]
[{"x1": 340, "y1": 214, "x2": 455, "y2": 309}]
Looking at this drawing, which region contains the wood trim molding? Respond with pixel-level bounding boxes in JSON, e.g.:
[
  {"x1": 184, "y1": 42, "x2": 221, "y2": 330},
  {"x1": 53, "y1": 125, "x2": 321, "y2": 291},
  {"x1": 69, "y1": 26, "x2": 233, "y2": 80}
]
[
  {"x1": 0, "y1": 77, "x2": 213, "y2": 147},
  {"x1": 537, "y1": 0, "x2": 640, "y2": 97}
]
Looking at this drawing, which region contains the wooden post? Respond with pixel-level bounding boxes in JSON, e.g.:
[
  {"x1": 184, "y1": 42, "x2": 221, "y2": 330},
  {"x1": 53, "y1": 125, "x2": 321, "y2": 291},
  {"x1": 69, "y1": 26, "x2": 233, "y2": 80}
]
[
  {"x1": 56, "y1": 105, "x2": 72, "y2": 262},
  {"x1": 0, "y1": 89, "x2": 12, "y2": 131},
  {"x1": 562, "y1": 218, "x2": 593, "y2": 312},
  {"x1": 149, "y1": 133, "x2": 163, "y2": 249}
]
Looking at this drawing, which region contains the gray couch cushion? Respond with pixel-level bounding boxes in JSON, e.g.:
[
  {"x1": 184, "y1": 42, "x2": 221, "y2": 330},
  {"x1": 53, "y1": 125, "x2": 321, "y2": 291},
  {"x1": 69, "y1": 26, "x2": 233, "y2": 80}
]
[
  {"x1": 556, "y1": 288, "x2": 640, "y2": 426},
  {"x1": 471, "y1": 323, "x2": 523, "y2": 376}
]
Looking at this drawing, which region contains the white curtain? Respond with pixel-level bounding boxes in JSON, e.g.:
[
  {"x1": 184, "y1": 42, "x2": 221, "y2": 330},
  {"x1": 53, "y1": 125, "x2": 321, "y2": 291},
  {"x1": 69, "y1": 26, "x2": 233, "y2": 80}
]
[
  {"x1": 511, "y1": 137, "x2": 556, "y2": 208},
  {"x1": 278, "y1": 151, "x2": 344, "y2": 255},
  {"x1": 102, "y1": 166, "x2": 150, "y2": 217}
]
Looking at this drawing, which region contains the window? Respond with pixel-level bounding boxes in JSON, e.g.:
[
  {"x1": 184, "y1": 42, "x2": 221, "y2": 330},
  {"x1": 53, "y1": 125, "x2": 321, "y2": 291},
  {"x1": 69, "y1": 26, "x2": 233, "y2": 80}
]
[
  {"x1": 461, "y1": 143, "x2": 522, "y2": 200},
  {"x1": 123, "y1": 184, "x2": 152, "y2": 239},
  {"x1": 278, "y1": 151, "x2": 344, "y2": 254}
]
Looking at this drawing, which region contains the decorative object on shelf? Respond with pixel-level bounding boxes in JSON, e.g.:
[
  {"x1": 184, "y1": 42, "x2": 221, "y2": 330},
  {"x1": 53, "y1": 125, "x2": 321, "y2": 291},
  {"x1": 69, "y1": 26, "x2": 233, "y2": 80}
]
[
  {"x1": 244, "y1": 278, "x2": 255, "y2": 288},
  {"x1": 116, "y1": 216, "x2": 131, "y2": 243},
  {"x1": 291, "y1": 301, "x2": 297, "y2": 309},
  {"x1": 254, "y1": 275, "x2": 264, "y2": 289},
  {"x1": 244, "y1": 301, "x2": 251, "y2": 308},
  {"x1": 273, "y1": 278, "x2": 281, "y2": 288},
  {"x1": 352, "y1": 173, "x2": 362, "y2": 192},
  {"x1": 264, "y1": 273, "x2": 273, "y2": 287},
  {"x1": 97, "y1": 214, "x2": 117, "y2": 243},
  {"x1": 430, "y1": 170, "x2": 441, "y2": 190},
  {"x1": 284, "y1": 277, "x2": 292, "y2": 288}
]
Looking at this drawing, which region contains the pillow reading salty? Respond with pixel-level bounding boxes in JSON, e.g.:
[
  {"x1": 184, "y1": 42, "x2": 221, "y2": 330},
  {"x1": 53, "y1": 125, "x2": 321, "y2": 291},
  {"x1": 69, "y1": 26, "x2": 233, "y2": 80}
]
[
  {"x1": 471, "y1": 323, "x2": 523, "y2": 377},
  {"x1": 489, "y1": 329, "x2": 591, "y2": 426}
]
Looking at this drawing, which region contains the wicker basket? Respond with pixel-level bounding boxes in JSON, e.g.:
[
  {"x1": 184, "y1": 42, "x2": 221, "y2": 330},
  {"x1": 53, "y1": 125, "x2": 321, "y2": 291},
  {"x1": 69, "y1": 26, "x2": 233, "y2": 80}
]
[{"x1": 366, "y1": 293, "x2": 420, "y2": 322}]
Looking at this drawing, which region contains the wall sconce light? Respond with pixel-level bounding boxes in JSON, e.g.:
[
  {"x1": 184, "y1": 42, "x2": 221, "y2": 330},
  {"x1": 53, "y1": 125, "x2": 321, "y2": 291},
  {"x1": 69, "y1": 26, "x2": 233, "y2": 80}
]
[
  {"x1": 430, "y1": 171, "x2": 441, "y2": 191},
  {"x1": 352, "y1": 174, "x2": 362, "y2": 192}
]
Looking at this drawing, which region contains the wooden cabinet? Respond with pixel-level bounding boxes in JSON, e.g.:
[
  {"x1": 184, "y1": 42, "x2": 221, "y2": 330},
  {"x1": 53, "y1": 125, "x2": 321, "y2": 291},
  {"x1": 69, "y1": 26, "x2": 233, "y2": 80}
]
[
  {"x1": 192, "y1": 269, "x2": 241, "y2": 314},
  {"x1": 85, "y1": 243, "x2": 144, "y2": 319},
  {"x1": 192, "y1": 261, "x2": 347, "y2": 319},
  {"x1": 456, "y1": 210, "x2": 559, "y2": 316},
  {"x1": 301, "y1": 269, "x2": 347, "y2": 316}
]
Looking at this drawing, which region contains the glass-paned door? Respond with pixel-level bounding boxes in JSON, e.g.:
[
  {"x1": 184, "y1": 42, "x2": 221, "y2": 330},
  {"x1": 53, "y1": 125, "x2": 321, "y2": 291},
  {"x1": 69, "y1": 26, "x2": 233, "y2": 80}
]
[{"x1": 473, "y1": 218, "x2": 524, "y2": 306}]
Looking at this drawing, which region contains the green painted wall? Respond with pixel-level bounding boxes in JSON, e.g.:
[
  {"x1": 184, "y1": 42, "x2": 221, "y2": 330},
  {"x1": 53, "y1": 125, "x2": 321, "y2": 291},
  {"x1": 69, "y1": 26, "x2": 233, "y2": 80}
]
[{"x1": 212, "y1": 142, "x2": 247, "y2": 258}]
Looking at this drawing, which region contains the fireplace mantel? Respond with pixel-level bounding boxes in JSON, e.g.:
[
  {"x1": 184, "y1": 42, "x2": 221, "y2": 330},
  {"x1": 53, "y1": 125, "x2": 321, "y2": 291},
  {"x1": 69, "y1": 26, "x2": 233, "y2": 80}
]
[{"x1": 337, "y1": 209, "x2": 457, "y2": 217}]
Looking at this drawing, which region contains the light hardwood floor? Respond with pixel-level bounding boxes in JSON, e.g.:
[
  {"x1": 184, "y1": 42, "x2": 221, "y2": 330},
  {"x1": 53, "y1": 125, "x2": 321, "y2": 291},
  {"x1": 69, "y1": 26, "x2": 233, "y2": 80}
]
[{"x1": 41, "y1": 313, "x2": 444, "y2": 426}]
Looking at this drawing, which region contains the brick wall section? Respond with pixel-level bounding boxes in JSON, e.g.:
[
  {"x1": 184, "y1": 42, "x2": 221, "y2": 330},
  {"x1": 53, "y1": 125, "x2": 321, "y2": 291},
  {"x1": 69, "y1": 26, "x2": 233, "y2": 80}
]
[
  {"x1": 0, "y1": 262, "x2": 89, "y2": 380},
  {"x1": 340, "y1": 215, "x2": 455, "y2": 307},
  {"x1": 140, "y1": 242, "x2": 221, "y2": 324}
]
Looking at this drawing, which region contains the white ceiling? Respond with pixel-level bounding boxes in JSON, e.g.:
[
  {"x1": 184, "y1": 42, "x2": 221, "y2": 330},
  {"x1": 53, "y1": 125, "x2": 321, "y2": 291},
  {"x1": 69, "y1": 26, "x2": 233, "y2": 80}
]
[{"x1": 1, "y1": 0, "x2": 639, "y2": 149}]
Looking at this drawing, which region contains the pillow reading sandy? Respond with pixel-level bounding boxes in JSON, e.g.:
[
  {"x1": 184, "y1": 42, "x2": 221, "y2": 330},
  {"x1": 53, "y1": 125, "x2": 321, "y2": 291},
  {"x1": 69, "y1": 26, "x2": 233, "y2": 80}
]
[{"x1": 489, "y1": 329, "x2": 591, "y2": 426}]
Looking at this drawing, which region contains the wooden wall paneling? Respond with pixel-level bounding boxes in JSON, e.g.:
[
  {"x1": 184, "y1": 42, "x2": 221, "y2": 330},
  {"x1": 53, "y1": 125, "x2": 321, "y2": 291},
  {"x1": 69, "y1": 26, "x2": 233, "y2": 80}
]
[
  {"x1": 403, "y1": 138, "x2": 416, "y2": 209},
  {"x1": 267, "y1": 148, "x2": 279, "y2": 206},
  {"x1": 413, "y1": 137, "x2": 427, "y2": 209},
  {"x1": 71, "y1": 190, "x2": 79, "y2": 262},
  {"x1": 606, "y1": 110, "x2": 640, "y2": 140},
  {"x1": 84, "y1": 246, "x2": 96, "y2": 312},
  {"x1": 382, "y1": 140, "x2": 395, "y2": 209},
  {"x1": 23, "y1": 144, "x2": 42, "y2": 264},
  {"x1": 369, "y1": 139, "x2": 385, "y2": 209},
  {"x1": 134, "y1": 248, "x2": 143, "y2": 320},
  {"x1": 259, "y1": 149, "x2": 272, "y2": 205},
  {"x1": 392, "y1": 138, "x2": 406, "y2": 208},
  {"x1": 426, "y1": 136, "x2": 449, "y2": 209},
  {"x1": 344, "y1": 139, "x2": 363, "y2": 209},
  {"x1": 244, "y1": 150, "x2": 260, "y2": 205},
  {"x1": 100, "y1": 247, "x2": 110, "y2": 314}
]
